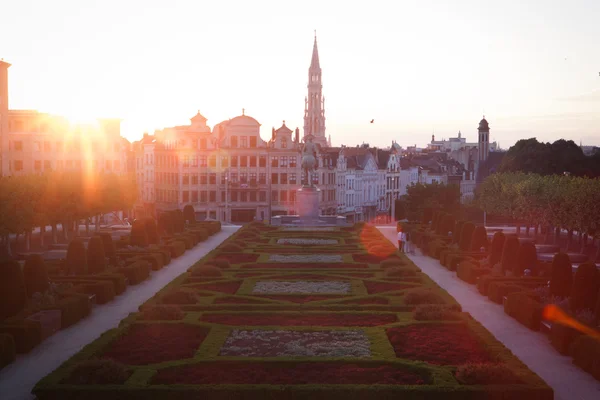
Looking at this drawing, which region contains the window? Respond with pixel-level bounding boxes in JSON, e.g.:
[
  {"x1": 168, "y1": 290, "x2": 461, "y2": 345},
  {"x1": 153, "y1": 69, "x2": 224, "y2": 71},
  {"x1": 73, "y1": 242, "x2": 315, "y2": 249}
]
[
  {"x1": 289, "y1": 173, "x2": 297, "y2": 184},
  {"x1": 209, "y1": 173, "x2": 216, "y2": 184},
  {"x1": 240, "y1": 172, "x2": 248, "y2": 184},
  {"x1": 231, "y1": 191, "x2": 238, "y2": 201},
  {"x1": 34, "y1": 160, "x2": 42, "y2": 171},
  {"x1": 183, "y1": 155, "x2": 190, "y2": 167},
  {"x1": 271, "y1": 156, "x2": 279, "y2": 167},
  {"x1": 259, "y1": 173, "x2": 266, "y2": 184},
  {"x1": 259, "y1": 191, "x2": 266, "y2": 201},
  {"x1": 191, "y1": 155, "x2": 198, "y2": 167},
  {"x1": 280, "y1": 173, "x2": 288, "y2": 184},
  {"x1": 240, "y1": 155, "x2": 247, "y2": 167},
  {"x1": 14, "y1": 141, "x2": 23, "y2": 151},
  {"x1": 249, "y1": 191, "x2": 257, "y2": 202},
  {"x1": 221, "y1": 156, "x2": 228, "y2": 168},
  {"x1": 44, "y1": 160, "x2": 51, "y2": 170},
  {"x1": 183, "y1": 174, "x2": 189, "y2": 184},
  {"x1": 221, "y1": 191, "x2": 226, "y2": 202},
  {"x1": 56, "y1": 142, "x2": 63, "y2": 152},
  {"x1": 290, "y1": 156, "x2": 297, "y2": 167},
  {"x1": 250, "y1": 136, "x2": 257, "y2": 148},
  {"x1": 281, "y1": 191, "x2": 288, "y2": 202},
  {"x1": 200, "y1": 174, "x2": 207, "y2": 184},
  {"x1": 14, "y1": 160, "x2": 23, "y2": 171},
  {"x1": 209, "y1": 155, "x2": 216, "y2": 168},
  {"x1": 192, "y1": 191, "x2": 198, "y2": 203},
  {"x1": 290, "y1": 191, "x2": 296, "y2": 202},
  {"x1": 192, "y1": 175, "x2": 198, "y2": 185},
  {"x1": 200, "y1": 138, "x2": 207, "y2": 149},
  {"x1": 230, "y1": 156, "x2": 238, "y2": 167},
  {"x1": 199, "y1": 155, "x2": 207, "y2": 167},
  {"x1": 114, "y1": 160, "x2": 120, "y2": 171},
  {"x1": 249, "y1": 172, "x2": 257, "y2": 184},
  {"x1": 271, "y1": 190, "x2": 278, "y2": 202},
  {"x1": 221, "y1": 173, "x2": 227, "y2": 184},
  {"x1": 200, "y1": 191, "x2": 207, "y2": 202},
  {"x1": 280, "y1": 156, "x2": 288, "y2": 167},
  {"x1": 249, "y1": 156, "x2": 257, "y2": 167},
  {"x1": 240, "y1": 192, "x2": 247, "y2": 202},
  {"x1": 281, "y1": 138, "x2": 287, "y2": 148},
  {"x1": 44, "y1": 141, "x2": 51, "y2": 152},
  {"x1": 230, "y1": 136, "x2": 238, "y2": 148},
  {"x1": 209, "y1": 191, "x2": 216, "y2": 202},
  {"x1": 240, "y1": 136, "x2": 247, "y2": 148},
  {"x1": 259, "y1": 155, "x2": 266, "y2": 167},
  {"x1": 183, "y1": 191, "x2": 189, "y2": 202},
  {"x1": 33, "y1": 141, "x2": 41, "y2": 152},
  {"x1": 271, "y1": 173, "x2": 278, "y2": 184}
]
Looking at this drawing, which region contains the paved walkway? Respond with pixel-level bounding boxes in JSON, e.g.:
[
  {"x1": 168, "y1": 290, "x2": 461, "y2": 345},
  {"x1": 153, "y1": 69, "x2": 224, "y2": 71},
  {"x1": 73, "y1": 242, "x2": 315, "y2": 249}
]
[
  {"x1": 0, "y1": 226, "x2": 239, "y2": 400},
  {"x1": 377, "y1": 226, "x2": 600, "y2": 400}
]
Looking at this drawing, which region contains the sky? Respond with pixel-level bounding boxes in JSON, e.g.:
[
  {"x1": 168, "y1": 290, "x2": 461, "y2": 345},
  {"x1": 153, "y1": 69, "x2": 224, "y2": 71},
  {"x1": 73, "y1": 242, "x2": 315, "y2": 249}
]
[{"x1": 1, "y1": 0, "x2": 599, "y2": 149}]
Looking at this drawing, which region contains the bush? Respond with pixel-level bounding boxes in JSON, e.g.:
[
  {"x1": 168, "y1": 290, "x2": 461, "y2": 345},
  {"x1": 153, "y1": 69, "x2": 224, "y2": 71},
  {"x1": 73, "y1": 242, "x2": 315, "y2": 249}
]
[
  {"x1": 161, "y1": 290, "x2": 198, "y2": 305},
  {"x1": 385, "y1": 267, "x2": 417, "y2": 278},
  {"x1": 404, "y1": 288, "x2": 445, "y2": 305},
  {"x1": 66, "y1": 239, "x2": 87, "y2": 275},
  {"x1": 0, "y1": 261, "x2": 28, "y2": 320},
  {"x1": 504, "y1": 291, "x2": 544, "y2": 330},
  {"x1": 144, "y1": 218, "x2": 160, "y2": 245},
  {"x1": 0, "y1": 320, "x2": 41, "y2": 353},
  {"x1": 550, "y1": 253, "x2": 573, "y2": 298},
  {"x1": 183, "y1": 204, "x2": 196, "y2": 225},
  {"x1": 158, "y1": 212, "x2": 174, "y2": 235},
  {"x1": 500, "y1": 236, "x2": 520, "y2": 273},
  {"x1": 173, "y1": 210, "x2": 185, "y2": 233},
  {"x1": 514, "y1": 242, "x2": 537, "y2": 276},
  {"x1": 204, "y1": 260, "x2": 230, "y2": 269},
  {"x1": 570, "y1": 262, "x2": 600, "y2": 312},
  {"x1": 65, "y1": 359, "x2": 129, "y2": 385},
  {"x1": 140, "y1": 305, "x2": 184, "y2": 321},
  {"x1": 220, "y1": 243, "x2": 244, "y2": 253},
  {"x1": 380, "y1": 258, "x2": 407, "y2": 269},
  {"x1": 129, "y1": 220, "x2": 149, "y2": 247},
  {"x1": 96, "y1": 233, "x2": 116, "y2": 260},
  {"x1": 550, "y1": 323, "x2": 581, "y2": 355},
  {"x1": 453, "y1": 220, "x2": 465, "y2": 244},
  {"x1": 413, "y1": 304, "x2": 461, "y2": 321},
  {"x1": 121, "y1": 261, "x2": 150, "y2": 285},
  {"x1": 191, "y1": 265, "x2": 223, "y2": 278},
  {"x1": 86, "y1": 236, "x2": 107, "y2": 274},
  {"x1": 455, "y1": 363, "x2": 521, "y2": 385},
  {"x1": 75, "y1": 281, "x2": 116, "y2": 305},
  {"x1": 570, "y1": 335, "x2": 600, "y2": 379},
  {"x1": 23, "y1": 254, "x2": 49, "y2": 297},
  {"x1": 457, "y1": 261, "x2": 489, "y2": 284},
  {"x1": 0, "y1": 333, "x2": 16, "y2": 369},
  {"x1": 438, "y1": 214, "x2": 455, "y2": 237},
  {"x1": 459, "y1": 222, "x2": 475, "y2": 251},
  {"x1": 470, "y1": 226, "x2": 488, "y2": 251},
  {"x1": 489, "y1": 232, "x2": 505, "y2": 266}
]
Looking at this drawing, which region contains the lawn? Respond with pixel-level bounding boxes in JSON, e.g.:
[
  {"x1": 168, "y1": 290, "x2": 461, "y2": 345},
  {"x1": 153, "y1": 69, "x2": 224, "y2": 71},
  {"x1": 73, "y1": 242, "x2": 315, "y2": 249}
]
[{"x1": 33, "y1": 222, "x2": 553, "y2": 400}]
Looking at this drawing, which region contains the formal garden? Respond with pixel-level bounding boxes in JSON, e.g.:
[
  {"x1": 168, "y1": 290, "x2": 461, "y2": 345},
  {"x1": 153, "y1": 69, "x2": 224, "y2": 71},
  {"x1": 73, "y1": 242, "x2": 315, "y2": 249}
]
[
  {"x1": 406, "y1": 172, "x2": 600, "y2": 382},
  {"x1": 0, "y1": 203, "x2": 222, "y2": 371},
  {"x1": 30, "y1": 222, "x2": 552, "y2": 399}
]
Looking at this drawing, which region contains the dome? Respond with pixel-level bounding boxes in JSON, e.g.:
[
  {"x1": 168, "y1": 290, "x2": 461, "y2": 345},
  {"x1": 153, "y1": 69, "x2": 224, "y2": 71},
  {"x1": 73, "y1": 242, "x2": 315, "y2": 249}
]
[{"x1": 478, "y1": 116, "x2": 489, "y2": 131}]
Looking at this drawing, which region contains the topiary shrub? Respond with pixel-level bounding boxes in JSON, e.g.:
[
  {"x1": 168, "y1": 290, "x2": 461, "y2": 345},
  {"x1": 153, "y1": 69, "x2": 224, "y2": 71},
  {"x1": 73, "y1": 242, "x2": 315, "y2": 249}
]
[
  {"x1": 569, "y1": 262, "x2": 600, "y2": 312},
  {"x1": 404, "y1": 288, "x2": 445, "y2": 305},
  {"x1": 86, "y1": 236, "x2": 107, "y2": 274},
  {"x1": 140, "y1": 305, "x2": 184, "y2": 320},
  {"x1": 514, "y1": 242, "x2": 537, "y2": 276},
  {"x1": 183, "y1": 204, "x2": 195, "y2": 225},
  {"x1": 453, "y1": 220, "x2": 465, "y2": 244},
  {"x1": 0, "y1": 261, "x2": 28, "y2": 320},
  {"x1": 96, "y1": 233, "x2": 116, "y2": 261},
  {"x1": 470, "y1": 226, "x2": 488, "y2": 251},
  {"x1": 161, "y1": 290, "x2": 198, "y2": 305},
  {"x1": 66, "y1": 238, "x2": 87, "y2": 275},
  {"x1": 65, "y1": 359, "x2": 129, "y2": 385},
  {"x1": 442, "y1": 215, "x2": 455, "y2": 237},
  {"x1": 173, "y1": 210, "x2": 185, "y2": 233},
  {"x1": 549, "y1": 253, "x2": 573, "y2": 298},
  {"x1": 129, "y1": 220, "x2": 149, "y2": 247},
  {"x1": 144, "y1": 218, "x2": 159, "y2": 245},
  {"x1": 489, "y1": 232, "x2": 505, "y2": 266},
  {"x1": 158, "y1": 212, "x2": 174, "y2": 236},
  {"x1": 191, "y1": 265, "x2": 223, "y2": 278},
  {"x1": 459, "y1": 222, "x2": 475, "y2": 251},
  {"x1": 0, "y1": 333, "x2": 16, "y2": 369},
  {"x1": 500, "y1": 236, "x2": 520, "y2": 274},
  {"x1": 23, "y1": 254, "x2": 49, "y2": 297},
  {"x1": 413, "y1": 304, "x2": 461, "y2": 321},
  {"x1": 455, "y1": 364, "x2": 522, "y2": 385},
  {"x1": 595, "y1": 290, "x2": 600, "y2": 327}
]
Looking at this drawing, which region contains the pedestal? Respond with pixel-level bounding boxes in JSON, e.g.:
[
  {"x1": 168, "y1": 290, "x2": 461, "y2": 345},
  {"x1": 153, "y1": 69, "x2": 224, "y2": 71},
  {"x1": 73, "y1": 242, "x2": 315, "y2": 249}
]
[{"x1": 296, "y1": 186, "x2": 320, "y2": 220}]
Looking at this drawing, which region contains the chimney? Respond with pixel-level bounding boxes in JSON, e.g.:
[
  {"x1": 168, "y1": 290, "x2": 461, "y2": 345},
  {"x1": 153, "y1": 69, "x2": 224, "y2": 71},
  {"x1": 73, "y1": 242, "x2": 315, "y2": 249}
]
[
  {"x1": 272, "y1": 127, "x2": 276, "y2": 141},
  {"x1": 295, "y1": 127, "x2": 299, "y2": 143}
]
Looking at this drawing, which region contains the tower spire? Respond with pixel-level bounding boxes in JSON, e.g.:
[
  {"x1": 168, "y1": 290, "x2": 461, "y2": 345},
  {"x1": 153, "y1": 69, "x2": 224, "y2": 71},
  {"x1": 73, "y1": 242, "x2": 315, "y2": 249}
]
[
  {"x1": 304, "y1": 32, "x2": 327, "y2": 147},
  {"x1": 310, "y1": 31, "x2": 320, "y2": 69}
]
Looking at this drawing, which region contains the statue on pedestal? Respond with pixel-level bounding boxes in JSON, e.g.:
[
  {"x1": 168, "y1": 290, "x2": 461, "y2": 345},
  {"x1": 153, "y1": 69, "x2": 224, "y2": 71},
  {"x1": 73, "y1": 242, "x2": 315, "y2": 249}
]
[{"x1": 301, "y1": 135, "x2": 318, "y2": 187}]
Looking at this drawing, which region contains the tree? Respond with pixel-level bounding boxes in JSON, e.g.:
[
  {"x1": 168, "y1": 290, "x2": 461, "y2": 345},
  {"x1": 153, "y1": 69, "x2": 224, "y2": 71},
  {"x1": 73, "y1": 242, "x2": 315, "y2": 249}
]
[{"x1": 404, "y1": 182, "x2": 460, "y2": 221}]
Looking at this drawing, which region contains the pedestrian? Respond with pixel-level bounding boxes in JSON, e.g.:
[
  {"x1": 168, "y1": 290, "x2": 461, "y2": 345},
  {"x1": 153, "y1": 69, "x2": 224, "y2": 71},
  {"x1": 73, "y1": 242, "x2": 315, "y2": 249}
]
[
  {"x1": 397, "y1": 228, "x2": 406, "y2": 253},
  {"x1": 405, "y1": 229, "x2": 412, "y2": 254}
]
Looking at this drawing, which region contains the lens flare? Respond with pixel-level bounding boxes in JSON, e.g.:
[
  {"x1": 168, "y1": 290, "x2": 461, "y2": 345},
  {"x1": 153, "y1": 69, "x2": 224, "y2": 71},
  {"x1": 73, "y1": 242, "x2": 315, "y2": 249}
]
[{"x1": 543, "y1": 304, "x2": 600, "y2": 341}]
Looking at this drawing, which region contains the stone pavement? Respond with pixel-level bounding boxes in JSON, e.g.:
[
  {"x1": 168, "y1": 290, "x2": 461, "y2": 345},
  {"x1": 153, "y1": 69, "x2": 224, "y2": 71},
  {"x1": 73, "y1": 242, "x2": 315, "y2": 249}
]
[
  {"x1": 0, "y1": 226, "x2": 239, "y2": 400},
  {"x1": 377, "y1": 226, "x2": 600, "y2": 400}
]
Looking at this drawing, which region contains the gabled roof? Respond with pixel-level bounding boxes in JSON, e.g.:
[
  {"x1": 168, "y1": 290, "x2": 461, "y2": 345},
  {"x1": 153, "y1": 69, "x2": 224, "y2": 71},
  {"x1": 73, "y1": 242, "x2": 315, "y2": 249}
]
[{"x1": 275, "y1": 121, "x2": 293, "y2": 134}]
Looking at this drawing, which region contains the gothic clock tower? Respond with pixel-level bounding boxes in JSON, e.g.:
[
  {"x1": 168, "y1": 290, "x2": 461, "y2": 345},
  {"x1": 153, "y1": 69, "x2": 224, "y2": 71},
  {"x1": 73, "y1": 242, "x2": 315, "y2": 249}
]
[{"x1": 303, "y1": 33, "x2": 328, "y2": 147}]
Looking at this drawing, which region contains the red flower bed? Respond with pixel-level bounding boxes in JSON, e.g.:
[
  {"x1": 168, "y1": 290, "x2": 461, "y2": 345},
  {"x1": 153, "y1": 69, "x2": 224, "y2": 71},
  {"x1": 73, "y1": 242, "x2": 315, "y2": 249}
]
[
  {"x1": 353, "y1": 254, "x2": 400, "y2": 263},
  {"x1": 189, "y1": 281, "x2": 241, "y2": 294},
  {"x1": 242, "y1": 262, "x2": 368, "y2": 269},
  {"x1": 364, "y1": 282, "x2": 416, "y2": 294},
  {"x1": 339, "y1": 297, "x2": 389, "y2": 305},
  {"x1": 386, "y1": 324, "x2": 492, "y2": 365},
  {"x1": 101, "y1": 323, "x2": 208, "y2": 365},
  {"x1": 201, "y1": 313, "x2": 397, "y2": 326},
  {"x1": 214, "y1": 253, "x2": 260, "y2": 263},
  {"x1": 152, "y1": 362, "x2": 427, "y2": 385},
  {"x1": 336, "y1": 272, "x2": 375, "y2": 278},
  {"x1": 235, "y1": 272, "x2": 266, "y2": 278},
  {"x1": 213, "y1": 297, "x2": 269, "y2": 304},
  {"x1": 253, "y1": 295, "x2": 338, "y2": 304}
]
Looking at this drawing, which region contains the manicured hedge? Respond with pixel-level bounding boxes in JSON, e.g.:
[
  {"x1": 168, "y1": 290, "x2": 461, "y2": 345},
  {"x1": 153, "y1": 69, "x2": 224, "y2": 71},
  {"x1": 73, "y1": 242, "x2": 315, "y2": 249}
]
[
  {"x1": 0, "y1": 261, "x2": 28, "y2": 320},
  {"x1": 549, "y1": 253, "x2": 572, "y2": 297},
  {"x1": 66, "y1": 239, "x2": 87, "y2": 275},
  {"x1": 500, "y1": 236, "x2": 520, "y2": 274},
  {"x1": 459, "y1": 222, "x2": 475, "y2": 251},
  {"x1": 0, "y1": 333, "x2": 16, "y2": 370},
  {"x1": 569, "y1": 262, "x2": 599, "y2": 312},
  {"x1": 23, "y1": 254, "x2": 50, "y2": 297},
  {"x1": 87, "y1": 236, "x2": 107, "y2": 274},
  {"x1": 489, "y1": 232, "x2": 506, "y2": 266}
]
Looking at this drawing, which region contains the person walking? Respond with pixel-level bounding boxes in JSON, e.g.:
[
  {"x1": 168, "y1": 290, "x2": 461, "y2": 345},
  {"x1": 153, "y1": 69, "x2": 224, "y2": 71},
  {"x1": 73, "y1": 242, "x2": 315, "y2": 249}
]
[
  {"x1": 397, "y1": 228, "x2": 406, "y2": 253},
  {"x1": 405, "y1": 229, "x2": 412, "y2": 254}
]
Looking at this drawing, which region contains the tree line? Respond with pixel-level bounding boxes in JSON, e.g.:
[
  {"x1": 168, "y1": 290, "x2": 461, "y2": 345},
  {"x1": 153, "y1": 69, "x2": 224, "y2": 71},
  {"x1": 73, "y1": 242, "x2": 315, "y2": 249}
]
[
  {"x1": 476, "y1": 172, "x2": 600, "y2": 255},
  {"x1": 0, "y1": 171, "x2": 137, "y2": 256}
]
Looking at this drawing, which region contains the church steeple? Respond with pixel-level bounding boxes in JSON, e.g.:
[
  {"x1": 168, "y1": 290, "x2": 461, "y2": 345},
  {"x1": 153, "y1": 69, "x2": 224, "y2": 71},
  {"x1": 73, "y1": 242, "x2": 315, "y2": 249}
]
[{"x1": 304, "y1": 32, "x2": 327, "y2": 147}]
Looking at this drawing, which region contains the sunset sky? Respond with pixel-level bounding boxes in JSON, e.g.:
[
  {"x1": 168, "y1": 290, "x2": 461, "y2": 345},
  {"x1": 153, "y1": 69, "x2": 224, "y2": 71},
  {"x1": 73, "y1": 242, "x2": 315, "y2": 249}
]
[{"x1": 2, "y1": 0, "x2": 599, "y2": 148}]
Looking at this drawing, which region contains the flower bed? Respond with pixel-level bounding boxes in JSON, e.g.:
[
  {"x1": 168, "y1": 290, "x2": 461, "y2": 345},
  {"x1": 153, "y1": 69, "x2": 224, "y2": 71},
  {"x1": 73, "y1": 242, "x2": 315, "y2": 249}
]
[
  {"x1": 252, "y1": 281, "x2": 352, "y2": 294},
  {"x1": 220, "y1": 329, "x2": 371, "y2": 357},
  {"x1": 242, "y1": 262, "x2": 368, "y2": 269},
  {"x1": 252, "y1": 295, "x2": 341, "y2": 303},
  {"x1": 201, "y1": 313, "x2": 397, "y2": 326},
  {"x1": 277, "y1": 238, "x2": 339, "y2": 245},
  {"x1": 364, "y1": 281, "x2": 417, "y2": 294},
  {"x1": 268, "y1": 254, "x2": 343, "y2": 263},
  {"x1": 187, "y1": 281, "x2": 242, "y2": 294}
]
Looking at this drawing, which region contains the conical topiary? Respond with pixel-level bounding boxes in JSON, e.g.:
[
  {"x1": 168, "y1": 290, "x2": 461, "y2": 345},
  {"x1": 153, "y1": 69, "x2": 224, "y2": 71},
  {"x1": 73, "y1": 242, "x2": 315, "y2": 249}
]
[
  {"x1": 500, "y1": 236, "x2": 519, "y2": 274},
  {"x1": 96, "y1": 232, "x2": 116, "y2": 261},
  {"x1": 87, "y1": 236, "x2": 107, "y2": 274},
  {"x1": 549, "y1": 253, "x2": 572, "y2": 298},
  {"x1": 442, "y1": 215, "x2": 455, "y2": 237},
  {"x1": 66, "y1": 238, "x2": 87, "y2": 275},
  {"x1": 158, "y1": 213, "x2": 174, "y2": 236},
  {"x1": 173, "y1": 210, "x2": 185, "y2": 233},
  {"x1": 453, "y1": 220, "x2": 465, "y2": 244},
  {"x1": 129, "y1": 220, "x2": 149, "y2": 247},
  {"x1": 489, "y1": 232, "x2": 505, "y2": 266},
  {"x1": 23, "y1": 254, "x2": 49, "y2": 297},
  {"x1": 183, "y1": 205, "x2": 195, "y2": 225},
  {"x1": 144, "y1": 218, "x2": 159, "y2": 245},
  {"x1": 0, "y1": 261, "x2": 28, "y2": 320},
  {"x1": 470, "y1": 226, "x2": 488, "y2": 251},
  {"x1": 514, "y1": 242, "x2": 537, "y2": 276},
  {"x1": 459, "y1": 222, "x2": 475, "y2": 251},
  {"x1": 569, "y1": 262, "x2": 599, "y2": 312}
]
